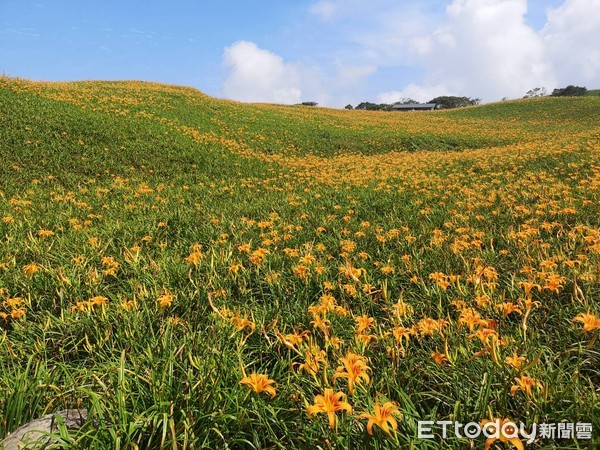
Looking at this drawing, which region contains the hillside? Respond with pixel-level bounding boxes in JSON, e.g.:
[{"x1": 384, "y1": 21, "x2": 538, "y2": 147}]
[{"x1": 1, "y1": 77, "x2": 599, "y2": 449}]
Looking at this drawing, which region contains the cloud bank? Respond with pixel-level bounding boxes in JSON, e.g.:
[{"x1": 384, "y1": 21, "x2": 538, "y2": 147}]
[
  {"x1": 221, "y1": 0, "x2": 600, "y2": 106},
  {"x1": 405, "y1": 0, "x2": 556, "y2": 101}
]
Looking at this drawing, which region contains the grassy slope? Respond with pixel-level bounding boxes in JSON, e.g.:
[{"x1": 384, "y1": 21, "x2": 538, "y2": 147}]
[{"x1": 0, "y1": 78, "x2": 599, "y2": 449}]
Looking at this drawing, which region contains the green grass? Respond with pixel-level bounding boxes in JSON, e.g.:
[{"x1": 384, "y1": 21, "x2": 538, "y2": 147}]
[{"x1": 1, "y1": 77, "x2": 599, "y2": 449}]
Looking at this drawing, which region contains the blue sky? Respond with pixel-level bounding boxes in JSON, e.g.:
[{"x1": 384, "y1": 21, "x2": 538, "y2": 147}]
[{"x1": 1, "y1": 0, "x2": 598, "y2": 107}]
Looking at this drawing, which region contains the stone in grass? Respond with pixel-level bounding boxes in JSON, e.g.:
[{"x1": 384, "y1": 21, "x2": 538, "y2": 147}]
[{"x1": 1, "y1": 409, "x2": 87, "y2": 450}]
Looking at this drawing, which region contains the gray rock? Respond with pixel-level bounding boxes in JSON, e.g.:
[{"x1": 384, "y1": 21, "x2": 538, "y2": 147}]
[{"x1": 1, "y1": 409, "x2": 87, "y2": 450}]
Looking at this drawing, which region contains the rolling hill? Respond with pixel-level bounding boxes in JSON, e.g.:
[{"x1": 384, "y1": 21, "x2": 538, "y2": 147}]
[{"x1": 1, "y1": 77, "x2": 599, "y2": 449}]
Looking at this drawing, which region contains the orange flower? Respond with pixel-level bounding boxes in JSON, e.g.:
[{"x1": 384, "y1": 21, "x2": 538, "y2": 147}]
[
  {"x1": 231, "y1": 315, "x2": 255, "y2": 332},
  {"x1": 355, "y1": 333, "x2": 378, "y2": 346},
  {"x1": 431, "y1": 352, "x2": 447, "y2": 366},
  {"x1": 183, "y1": 251, "x2": 204, "y2": 265},
  {"x1": 157, "y1": 292, "x2": 175, "y2": 308},
  {"x1": 278, "y1": 329, "x2": 310, "y2": 349},
  {"x1": 306, "y1": 388, "x2": 352, "y2": 428},
  {"x1": 458, "y1": 308, "x2": 483, "y2": 331},
  {"x1": 121, "y1": 299, "x2": 137, "y2": 311},
  {"x1": 518, "y1": 281, "x2": 541, "y2": 298},
  {"x1": 10, "y1": 307, "x2": 26, "y2": 320},
  {"x1": 392, "y1": 326, "x2": 413, "y2": 345},
  {"x1": 392, "y1": 300, "x2": 413, "y2": 319},
  {"x1": 310, "y1": 314, "x2": 331, "y2": 334},
  {"x1": 240, "y1": 373, "x2": 276, "y2": 398},
  {"x1": 228, "y1": 263, "x2": 244, "y2": 274},
  {"x1": 510, "y1": 375, "x2": 542, "y2": 397},
  {"x1": 332, "y1": 352, "x2": 371, "y2": 395},
  {"x1": 358, "y1": 399, "x2": 401, "y2": 436},
  {"x1": 497, "y1": 302, "x2": 521, "y2": 317},
  {"x1": 380, "y1": 265, "x2": 395, "y2": 275},
  {"x1": 505, "y1": 351, "x2": 526, "y2": 371},
  {"x1": 90, "y1": 295, "x2": 108, "y2": 307},
  {"x1": 417, "y1": 317, "x2": 448, "y2": 337},
  {"x1": 293, "y1": 265, "x2": 310, "y2": 280},
  {"x1": 37, "y1": 229, "x2": 55, "y2": 238},
  {"x1": 355, "y1": 315, "x2": 375, "y2": 334},
  {"x1": 573, "y1": 313, "x2": 600, "y2": 332},
  {"x1": 543, "y1": 273, "x2": 565, "y2": 293},
  {"x1": 5, "y1": 297, "x2": 24, "y2": 308},
  {"x1": 22, "y1": 262, "x2": 42, "y2": 277},
  {"x1": 294, "y1": 345, "x2": 326, "y2": 376},
  {"x1": 480, "y1": 418, "x2": 524, "y2": 450}
]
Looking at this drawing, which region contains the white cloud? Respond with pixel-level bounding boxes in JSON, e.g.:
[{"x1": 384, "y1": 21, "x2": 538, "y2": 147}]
[
  {"x1": 222, "y1": 41, "x2": 377, "y2": 106},
  {"x1": 222, "y1": 41, "x2": 303, "y2": 104},
  {"x1": 541, "y1": 0, "x2": 600, "y2": 86},
  {"x1": 335, "y1": 62, "x2": 377, "y2": 86},
  {"x1": 384, "y1": 0, "x2": 557, "y2": 102},
  {"x1": 378, "y1": 84, "x2": 454, "y2": 104}
]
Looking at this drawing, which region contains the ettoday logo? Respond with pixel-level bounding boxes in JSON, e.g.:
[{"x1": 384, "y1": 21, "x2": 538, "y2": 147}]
[{"x1": 417, "y1": 419, "x2": 593, "y2": 444}]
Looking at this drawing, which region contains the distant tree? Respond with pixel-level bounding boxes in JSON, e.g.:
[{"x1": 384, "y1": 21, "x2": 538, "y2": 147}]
[
  {"x1": 355, "y1": 102, "x2": 389, "y2": 111},
  {"x1": 524, "y1": 87, "x2": 547, "y2": 98},
  {"x1": 298, "y1": 101, "x2": 318, "y2": 106},
  {"x1": 352, "y1": 98, "x2": 419, "y2": 111},
  {"x1": 354, "y1": 98, "x2": 419, "y2": 111},
  {"x1": 428, "y1": 96, "x2": 480, "y2": 109},
  {"x1": 395, "y1": 98, "x2": 419, "y2": 105},
  {"x1": 344, "y1": 104, "x2": 354, "y2": 110},
  {"x1": 551, "y1": 85, "x2": 587, "y2": 96}
]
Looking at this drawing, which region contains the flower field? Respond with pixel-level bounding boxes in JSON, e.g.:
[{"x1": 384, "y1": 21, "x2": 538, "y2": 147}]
[{"x1": 0, "y1": 77, "x2": 599, "y2": 449}]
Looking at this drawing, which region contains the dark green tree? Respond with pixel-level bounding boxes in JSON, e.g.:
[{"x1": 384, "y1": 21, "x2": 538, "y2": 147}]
[
  {"x1": 396, "y1": 98, "x2": 419, "y2": 105},
  {"x1": 551, "y1": 85, "x2": 587, "y2": 96},
  {"x1": 428, "y1": 96, "x2": 480, "y2": 109}
]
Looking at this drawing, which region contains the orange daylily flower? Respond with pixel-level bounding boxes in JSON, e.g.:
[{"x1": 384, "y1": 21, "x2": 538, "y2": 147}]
[
  {"x1": 37, "y1": 229, "x2": 55, "y2": 238},
  {"x1": 392, "y1": 326, "x2": 413, "y2": 345},
  {"x1": 157, "y1": 292, "x2": 175, "y2": 308},
  {"x1": 10, "y1": 307, "x2": 26, "y2": 320},
  {"x1": 431, "y1": 351, "x2": 448, "y2": 366},
  {"x1": 294, "y1": 345, "x2": 326, "y2": 376},
  {"x1": 306, "y1": 388, "x2": 352, "y2": 428},
  {"x1": 573, "y1": 313, "x2": 600, "y2": 332},
  {"x1": 458, "y1": 308, "x2": 483, "y2": 331},
  {"x1": 480, "y1": 418, "x2": 524, "y2": 450},
  {"x1": 22, "y1": 262, "x2": 42, "y2": 277},
  {"x1": 278, "y1": 329, "x2": 310, "y2": 349},
  {"x1": 358, "y1": 399, "x2": 401, "y2": 436},
  {"x1": 505, "y1": 351, "x2": 526, "y2": 371},
  {"x1": 497, "y1": 302, "x2": 521, "y2": 317},
  {"x1": 332, "y1": 351, "x2": 371, "y2": 394},
  {"x1": 510, "y1": 374, "x2": 542, "y2": 397},
  {"x1": 417, "y1": 317, "x2": 448, "y2": 337},
  {"x1": 354, "y1": 315, "x2": 375, "y2": 334},
  {"x1": 231, "y1": 315, "x2": 255, "y2": 332},
  {"x1": 240, "y1": 372, "x2": 277, "y2": 398},
  {"x1": 90, "y1": 295, "x2": 108, "y2": 307}
]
